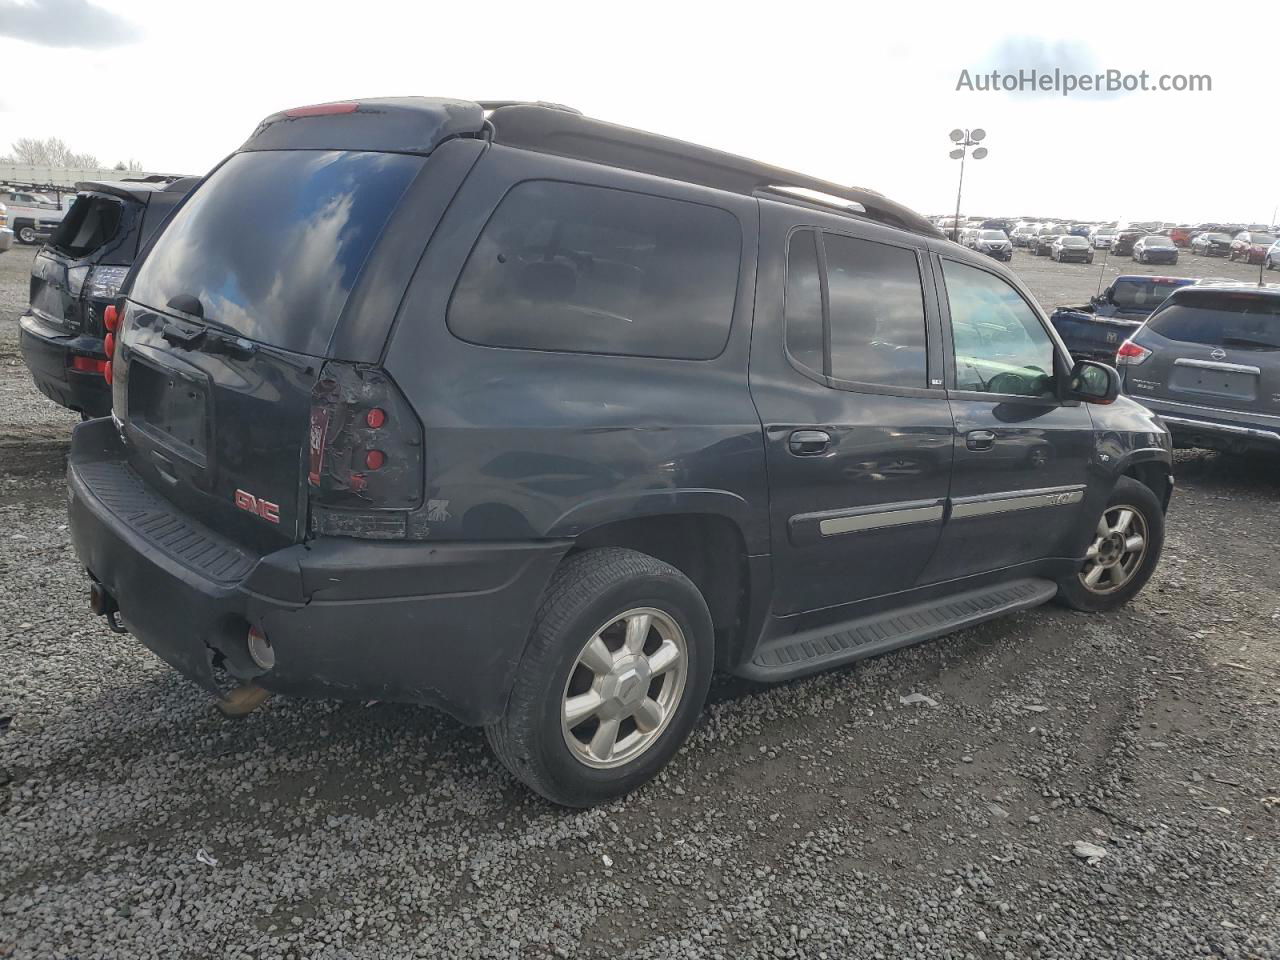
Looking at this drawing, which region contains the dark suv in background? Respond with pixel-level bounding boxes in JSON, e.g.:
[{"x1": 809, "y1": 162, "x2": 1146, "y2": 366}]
[
  {"x1": 1118, "y1": 284, "x2": 1280, "y2": 453},
  {"x1": 68, "y1": 98, "x2": 1172, "y2": 806},
  {"x1": 1050, "y1": 275, "x2": 1197, "y2": 361},
  {"x1": 19, "y1": 177, "x2": 197, "y2": 417}
]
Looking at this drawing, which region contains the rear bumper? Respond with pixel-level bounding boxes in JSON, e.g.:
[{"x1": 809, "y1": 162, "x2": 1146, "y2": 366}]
[
  {"x1": 19, "y1": 312, "x2": 112, "y2": 417},
  {"x1": 1131, "y1": 397, "x2": 1280, "y2": 452},
  {"x1": 67, "y1": 418, "x2": 571, "y2": 725}
]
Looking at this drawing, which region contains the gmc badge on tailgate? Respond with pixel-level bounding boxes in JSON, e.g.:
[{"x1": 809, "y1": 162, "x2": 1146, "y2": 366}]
[{"x1": 235, "y1": 489, "x2": 281, "y2": 524}]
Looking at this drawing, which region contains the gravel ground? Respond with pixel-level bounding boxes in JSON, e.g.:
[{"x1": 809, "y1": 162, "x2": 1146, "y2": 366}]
[{"x1": 1, "y1": 242, "x2": 1278, "y2": 959}]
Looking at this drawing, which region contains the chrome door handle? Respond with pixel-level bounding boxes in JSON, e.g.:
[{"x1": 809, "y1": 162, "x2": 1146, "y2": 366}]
[
  {"x1": 788, "y1": 429, "x2": 832, "y2": 456},
  {"x1": 966, "y1": 429, "x2": 996, "y2": 451}
]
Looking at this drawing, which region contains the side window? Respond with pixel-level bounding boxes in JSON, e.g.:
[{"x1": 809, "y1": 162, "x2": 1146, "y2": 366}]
[
  {"x1": 448, "y1": 180, "x2": 741, "y2": 360},
  {"x1": 824, "y1": 234, "x2": 928, "y2": 388},
  {"x1": 784, "y1": 229, "x2": 824, "y2": 373},
  {"x1": 942, "y1": 260, "x2": 1056, "y2": 398}
]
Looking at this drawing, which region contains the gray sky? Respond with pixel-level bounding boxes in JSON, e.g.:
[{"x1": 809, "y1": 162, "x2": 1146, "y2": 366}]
[{"x1": 2, "y1": 0, "x2": 1275, "y2": 225}]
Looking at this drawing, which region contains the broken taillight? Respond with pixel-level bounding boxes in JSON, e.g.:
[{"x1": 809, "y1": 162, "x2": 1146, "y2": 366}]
[{"x1": 306, "y1": 363, "x2": 423, "y2": 538}]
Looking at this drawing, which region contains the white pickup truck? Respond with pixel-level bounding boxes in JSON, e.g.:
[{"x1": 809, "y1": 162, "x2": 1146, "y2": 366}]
[{"x1": 2, "y1": 189, "x2": 69, "y2": 245}]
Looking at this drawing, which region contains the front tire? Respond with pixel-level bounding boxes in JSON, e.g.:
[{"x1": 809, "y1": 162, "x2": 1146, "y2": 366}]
[
  {"x1": 486, "y1": 547, "x2": 714, "y2": 807},
  {"x1": 1055, "y1": 477, "x2": 1164, "y2": 613}
]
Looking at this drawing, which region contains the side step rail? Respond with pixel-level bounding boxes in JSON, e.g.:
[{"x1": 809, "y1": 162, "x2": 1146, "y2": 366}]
[{"x1": 737, "y1": 578, "x2": 1058, "y2": 682}]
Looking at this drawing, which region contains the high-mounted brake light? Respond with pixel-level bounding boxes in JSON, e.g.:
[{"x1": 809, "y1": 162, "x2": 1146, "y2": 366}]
[
  {"x1": 1115, "y1": 340, "x2": 1152, "y2": 365},
  {"x1": 284, "y1": 101, "x2": 359, "y2": 118}
]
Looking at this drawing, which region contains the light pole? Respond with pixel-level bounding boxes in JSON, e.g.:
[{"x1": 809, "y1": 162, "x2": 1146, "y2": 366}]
[{"x1": 948, "y1": 128, "x2": 988, "y2": 242}]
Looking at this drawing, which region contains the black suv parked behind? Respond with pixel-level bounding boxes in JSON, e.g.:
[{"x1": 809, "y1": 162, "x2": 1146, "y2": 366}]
[
  {"x1": 20, "y1": 177, "x2": 197, "y2": 417},
  {"x1": 68, "y1": 99, "x2": 1173, "y2": 806}
]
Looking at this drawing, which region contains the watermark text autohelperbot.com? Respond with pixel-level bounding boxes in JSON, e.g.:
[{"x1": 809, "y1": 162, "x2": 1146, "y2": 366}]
[{"x1": 956, "y1": 68, "x2": 1211, "y2": 96}]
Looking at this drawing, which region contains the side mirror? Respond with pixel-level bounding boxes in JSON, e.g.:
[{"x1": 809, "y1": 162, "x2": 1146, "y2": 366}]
[{"x1": 1069, "y1": 359, "x2": 1120, "y2": 404}]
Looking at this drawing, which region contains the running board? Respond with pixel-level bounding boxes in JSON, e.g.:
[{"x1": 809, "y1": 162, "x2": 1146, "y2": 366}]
[{"x1": 737, "y1": 578, "x2": 1058, "y2": 682}]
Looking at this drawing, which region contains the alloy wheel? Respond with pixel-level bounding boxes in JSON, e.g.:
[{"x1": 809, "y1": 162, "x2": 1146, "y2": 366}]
[
  {"x1": 560, "y1": 607, "x2": 688, "y2": 769},
  {"x1": 1079, "y1": 505, "x2": 1148, "y2": 595}
]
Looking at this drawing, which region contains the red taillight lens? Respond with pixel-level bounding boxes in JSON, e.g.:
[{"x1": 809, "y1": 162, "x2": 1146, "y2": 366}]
[
  {"x1": 306, "y1": 363, "x2": 423, "y2": 529},
  {"x1": 1115, "y1": 340, "x2": 1152, "y2": 365},
  {"x1": 104, "y1": 332, "x2": 115, "y2": 358},
  {"x1": 103, "y1": 304, "x2": 119, "y2": 332},
  {"x1": 284, "y1": 101, "x2": 359, "y2": 117}
]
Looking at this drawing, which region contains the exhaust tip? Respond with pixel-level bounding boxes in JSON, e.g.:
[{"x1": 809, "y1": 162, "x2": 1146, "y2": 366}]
[{"x1": 247, "y1": 625, "x2": 275, "y2": 671}]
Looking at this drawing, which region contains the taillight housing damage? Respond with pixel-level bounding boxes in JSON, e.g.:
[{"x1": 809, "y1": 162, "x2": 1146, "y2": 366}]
[{"x1": 308, "y1": 362, "x2": 423, "y2": 539}]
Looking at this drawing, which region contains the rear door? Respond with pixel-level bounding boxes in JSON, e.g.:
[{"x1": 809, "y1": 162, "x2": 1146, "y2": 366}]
[
  {"x1": 750, "y1": 204, "x2": 954, "y2": 617},
  {"x1": 1128, "y1": 289, "x2": 1280, "y2": 416},
  {"x1": 925, "y1": 254, "x2": 1095, "y2": 581},
  {"x1": 114, "y1": 148, "x2": 430, "y2": 552}
]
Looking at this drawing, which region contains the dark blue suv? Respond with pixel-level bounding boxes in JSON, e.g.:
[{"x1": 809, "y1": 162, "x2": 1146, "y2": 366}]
[{"x1": 67, "y1": 99, "x2": 1173, "y2": 806}]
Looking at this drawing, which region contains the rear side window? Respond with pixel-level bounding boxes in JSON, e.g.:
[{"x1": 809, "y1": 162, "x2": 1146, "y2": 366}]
[
  {"x1": 1146, "y1": 294, "x2": 1280, "y2": 350},
  {"x1": 130, "y1": 150, "x2": 424, "y2": 356},
  {"x1": 824, "y1": 234, "x2": 928, "y2": 388},
  {"x1": 784, "y1": 230, "x2": 824, "y2": 372},
  {"x1": 448, "y1": 181, "x2": 741, "y2": 359},
  {"x1": 50, "y1": 195, "x2": 122, "y2": 258}
]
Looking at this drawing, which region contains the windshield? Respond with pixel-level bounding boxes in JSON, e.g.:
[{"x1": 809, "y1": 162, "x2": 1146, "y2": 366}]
[
  {"x1": 1202, "y1": 233, "x2": 1230, "y2": 242},
  {"x1": 1110, "y1": 279, "x2": 1187, "y2": 310},
  {"x1": 1248, "y1": 234, "x2": 1277, "y2": 246},
  {"x1": 1147, "y1": 294, "x2": 1280, "y2": 349},
  {"x1": 1061, "y1": 237, "x2": 1088, "y2": 247},
  {"x1": 1143, "y1": 237, "x2": 1174, "y2": 248},
  {"x1": 130, "y1": 149, "x2": 423, "y2": 356},
  {"x1": 980, "y1": 231, "x2": 1008, "y2": 241}
]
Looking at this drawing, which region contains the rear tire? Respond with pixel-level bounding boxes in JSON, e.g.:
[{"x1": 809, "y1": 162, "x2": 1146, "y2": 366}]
[
  {"x1": 1055, "y1": 477, "x2": 1164, "y2": 613},
  {"x1": 16, "y1": 224, "x2": 37, "y2": 245},
  {"x1": 486, "y1": 547, "x2": 714, "y2": 807}
]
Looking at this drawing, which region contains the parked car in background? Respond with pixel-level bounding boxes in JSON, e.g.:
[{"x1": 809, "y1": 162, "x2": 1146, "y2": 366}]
[
  {"x1": 973, "y1": 229, "x2": 1012, "y2": 261},
  {"x1": 3, "y1": 188, "x2": 67, "y2": 244},
  {"x1": 1191, "y1": 232, "x2": 1233, "y2": 257},
  {"x1": 1266, "y1": 241, "x2": 1279, "y2": 271},
  {"x1": 1091, "y1": 227, "x2": 1118, "y2": 249},
  {"x1": 1067, "y1": 223, "x2": 1093, "y2": 238},
  {"x1": 1050, "y1": 274, "x2": 1197, "y2": 361},
  {"x1": 1050, "y1": 236, "x2": 1094, "y2": 264},
  {"x1": 958, "y1": 226, "x2": 979, "y2": 248},
  {"x1": 1011, "y1": 224, "x2": 1038, "y2": 247},
  {"x1": 1030, "y1": 233, "x2": 1061, "y2": 256},
  {"x1": 1111, "y1": 230, "x2": 1145, "y2": 257},
  {"x1": 1169, "y1": 226, "x2": 1195, "y2": 247},
  {"x1": 1132, "y1": 235, "x2": 1179, "y2": 265},
  {"x1": 19, "y1": 177, "x2": 198, "y2": 417},
  {"x1": 1118, "y1": 284, "x2": 1280, "y2": 454},
  {"x1": 0, "y1": 202, "x2": 14, "y2": 253},
  {"x1": 1230, "y1": 231, "x2": 1277, "y2": 264},
  {"x1": 64, "y1": 96, "x2": 1170, "y2": 807}
]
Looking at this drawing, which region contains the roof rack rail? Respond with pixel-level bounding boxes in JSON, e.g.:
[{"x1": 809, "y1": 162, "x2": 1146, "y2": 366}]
[
  {"x1": 477, "y1": 100, "x2": 582, "y2": 115},
  {"x1": 487, "y1": 104, "x2": 940, "y2": 239}
]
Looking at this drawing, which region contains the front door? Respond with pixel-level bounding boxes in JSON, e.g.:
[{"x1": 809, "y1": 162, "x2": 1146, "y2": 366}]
[
  {"x1": 924, "y1": 255, "x2": 1096, "y2": 582},
  {"x1": 750, "y1": 206, "x2": 955, "y2": 617}
]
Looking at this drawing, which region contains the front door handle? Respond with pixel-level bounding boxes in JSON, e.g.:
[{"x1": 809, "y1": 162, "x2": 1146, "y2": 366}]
[
  {"x1": 966, "y1": 429, "x2": 997, "y2": 451},
  {"x1": 788, "y1": 429, "x2": 832, "y2": 456}
]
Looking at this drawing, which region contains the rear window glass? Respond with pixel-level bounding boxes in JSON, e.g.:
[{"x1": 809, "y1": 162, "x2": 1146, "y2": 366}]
[
  {"x1": 1110, "y1": 279, "x2": 1187, "y2": 310},
  {"x1": 50, "y1": 195, "x2": 122, "y2": 258},
  {"x1": 130, "y1": 150, "x2": 423, "y2": 356},
  {"x1": 448, "y1": 181, "x2": 741, "y2": 359},
  {"x1": 1146, "y1": 295, "x2": 1280, "y2": 350}
]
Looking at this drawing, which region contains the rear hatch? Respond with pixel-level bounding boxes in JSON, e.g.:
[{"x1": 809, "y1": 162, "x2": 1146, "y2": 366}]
[
  {"x1": 1129, "y1": 289, "x2": 1280, "y2": 415},
  {"x1": 29, "y1": 193, "x2": 133, "y2": 335},
  {"x1": 114, "y1": 147, "x2": 427, "y2": 552}
]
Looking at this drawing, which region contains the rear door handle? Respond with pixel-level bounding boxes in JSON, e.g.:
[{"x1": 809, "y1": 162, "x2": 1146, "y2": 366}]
[
  {"x1": 966, "y1": 429, "x2": 997, "y2": 451},
  {"x1": 788, "y1": 429, "x2": 832, "y2": 456}
]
